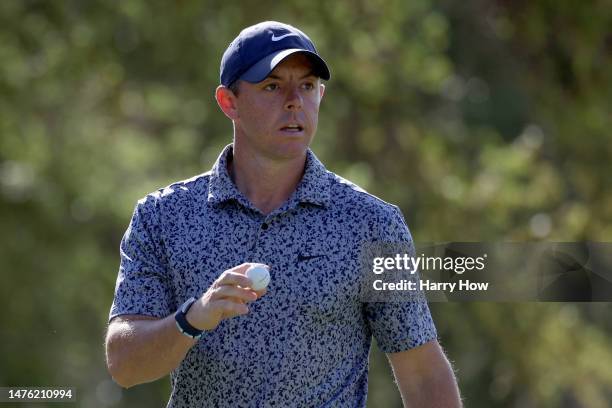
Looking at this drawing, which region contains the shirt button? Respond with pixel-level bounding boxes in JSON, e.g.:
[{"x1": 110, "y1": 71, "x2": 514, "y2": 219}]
[{"x1": 261, "y1": 223, "x2": 269, "y2": 230}]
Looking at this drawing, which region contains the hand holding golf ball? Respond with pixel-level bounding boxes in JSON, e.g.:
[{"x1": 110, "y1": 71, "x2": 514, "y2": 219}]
[{"x1": 185, "y1": 263, "x2": 269, "y2": 332}]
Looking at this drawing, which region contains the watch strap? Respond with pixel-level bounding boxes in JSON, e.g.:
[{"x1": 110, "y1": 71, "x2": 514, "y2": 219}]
[{"x1": 175, "y1": 297, "x2": 204, "y2": 340}]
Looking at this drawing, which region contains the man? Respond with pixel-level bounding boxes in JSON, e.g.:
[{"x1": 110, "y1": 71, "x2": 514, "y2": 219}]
[{"x1": 106, "y1": 21, "x2": 462, "y2": 407}]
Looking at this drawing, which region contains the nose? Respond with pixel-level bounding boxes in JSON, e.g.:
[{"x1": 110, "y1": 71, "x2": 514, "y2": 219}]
[{"x1": 284, "y1": 87, "x2": 303, "y2": 111}]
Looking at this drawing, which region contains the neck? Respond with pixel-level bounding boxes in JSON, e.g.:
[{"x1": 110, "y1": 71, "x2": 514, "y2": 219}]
[{"x1": 229, "y1": 145, "x2": 307, "y2": 215}]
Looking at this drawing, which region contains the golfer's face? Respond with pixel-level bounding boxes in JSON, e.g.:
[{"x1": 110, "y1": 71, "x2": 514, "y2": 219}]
[{"x1": 233, "y1": 53, "x2": 325, "y2": 160}]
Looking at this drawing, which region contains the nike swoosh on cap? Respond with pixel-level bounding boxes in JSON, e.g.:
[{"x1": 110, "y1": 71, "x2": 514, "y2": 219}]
[{"x1": 271, "y1": 33, "x2": 300, "y2": 41}]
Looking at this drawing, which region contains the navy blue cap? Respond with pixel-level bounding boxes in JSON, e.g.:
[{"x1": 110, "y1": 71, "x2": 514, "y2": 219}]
[{"x1": 220, "y1": 21, "x2": 331, "y2": 87}]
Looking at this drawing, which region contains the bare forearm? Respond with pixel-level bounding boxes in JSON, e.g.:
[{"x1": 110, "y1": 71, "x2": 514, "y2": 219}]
[
  {"x1": 105, "y1": 315, "x2": 196, "y2": 388},
  {"x1": 389, "y1": 341, "x2": 462, "y2": 408},
  {"x1": 397, "y1": 365, "x2": 462, "y2": 408}
]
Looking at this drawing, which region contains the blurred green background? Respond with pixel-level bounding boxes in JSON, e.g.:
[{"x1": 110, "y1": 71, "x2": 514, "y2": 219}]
[{"x1": 1, "y1": 0, "x2": 611, "y2": 407}]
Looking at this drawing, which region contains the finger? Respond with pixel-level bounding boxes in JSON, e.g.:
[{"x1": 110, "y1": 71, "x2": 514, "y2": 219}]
[
  {"x1": 212, "y1": 285, "x2": 258, "y2": 302},
  {"x1": 215, "y1": 271, "x2": 253, "y2": 288},
  {"x1": 253, "y1": 287, "x2": 268, "y2": 298},
  {"x1": 232, "y1": 263, "x2": 269, "y2": 276},
  {"x1": 231, "y1": 263, "x2": 252, "y2": 274},
  {"x1": 216, "y1": 299, "x2": 249, "y2": 317}
]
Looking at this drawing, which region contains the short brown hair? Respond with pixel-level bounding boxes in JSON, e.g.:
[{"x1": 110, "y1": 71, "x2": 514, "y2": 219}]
[{"x1": 228, "y1": 80, "x2": 241, "y2": 96}]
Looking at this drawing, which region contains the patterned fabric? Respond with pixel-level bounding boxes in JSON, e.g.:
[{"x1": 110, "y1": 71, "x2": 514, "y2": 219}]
[{"x1": 110, "y1": 144, "x2": 437, "y2": 407}]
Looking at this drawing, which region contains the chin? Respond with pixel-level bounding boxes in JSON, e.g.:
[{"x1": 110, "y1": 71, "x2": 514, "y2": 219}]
[{"x1": 270, "y1": 139, "x2": 312, "y2": 160}]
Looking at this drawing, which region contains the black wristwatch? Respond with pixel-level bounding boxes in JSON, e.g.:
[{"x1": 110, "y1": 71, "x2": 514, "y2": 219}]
[{"x1": 175, "y1": 297, "x2": 204, "y2": 340}]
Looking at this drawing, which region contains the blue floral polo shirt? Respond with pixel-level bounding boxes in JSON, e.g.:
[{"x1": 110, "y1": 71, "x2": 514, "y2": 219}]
[{"x1": 109, "y1": 144, "x2": 437, "y2": 407}]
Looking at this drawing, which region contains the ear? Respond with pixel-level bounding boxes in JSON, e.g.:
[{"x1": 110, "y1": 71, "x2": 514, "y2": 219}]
[
  {"x1": 215, "y1": 85, "x2": 239, "y2": 121},
  {"x1": 319, "y1": 83, "x2": 325, "y2": 101}
]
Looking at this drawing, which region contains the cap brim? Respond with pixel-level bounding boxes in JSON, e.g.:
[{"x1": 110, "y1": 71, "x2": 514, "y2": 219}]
[{"x1": 239, "y1": 48, "x2": 331, "y2": 84}]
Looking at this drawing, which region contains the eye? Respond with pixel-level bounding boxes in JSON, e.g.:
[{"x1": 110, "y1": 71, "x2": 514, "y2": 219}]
[
  {"x1": 302, "y1": 82, "x2": 315, "y2": 90},
  {"x1": 263, "y1": 83, "x2": 278, "y2": 91}
]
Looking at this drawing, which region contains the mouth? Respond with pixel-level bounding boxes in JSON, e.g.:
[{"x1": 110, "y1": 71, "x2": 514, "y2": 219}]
[{"x1": 279, "y1": 123, "x2": 304, "y2": 133}]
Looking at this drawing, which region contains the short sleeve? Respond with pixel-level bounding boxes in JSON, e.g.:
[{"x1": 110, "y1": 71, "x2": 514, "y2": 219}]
[
  {"x1": 109, "y1": 195, "x2": 174, "y2": 322},
  {"x1": 363, "y1": 206, "x2": 438, "y2": 353}
]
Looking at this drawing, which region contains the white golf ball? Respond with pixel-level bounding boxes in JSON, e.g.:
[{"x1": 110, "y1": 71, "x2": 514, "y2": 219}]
[{"x1": 246, "y1": 264, "x2": 270, "y2": 291}]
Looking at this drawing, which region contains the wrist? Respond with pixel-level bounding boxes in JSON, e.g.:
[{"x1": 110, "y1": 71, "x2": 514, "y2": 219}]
[
  {"x1": 185, "y1": 298, "x2": 206, "y2": 329},
  {"x1": 174, "y1": 297, "x2": 204, "y2": 340}
]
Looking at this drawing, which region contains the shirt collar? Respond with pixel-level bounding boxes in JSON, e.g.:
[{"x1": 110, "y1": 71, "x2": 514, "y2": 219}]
[
  {"x1": 206, "y1": 144, "x2": 246, "y2": 206},
  {"x1": 207, "y1": 144, "x2": 331, "y2": 209},
  {"x1": 294, "y1": 147, "x2": 331, "y2": 207}
]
